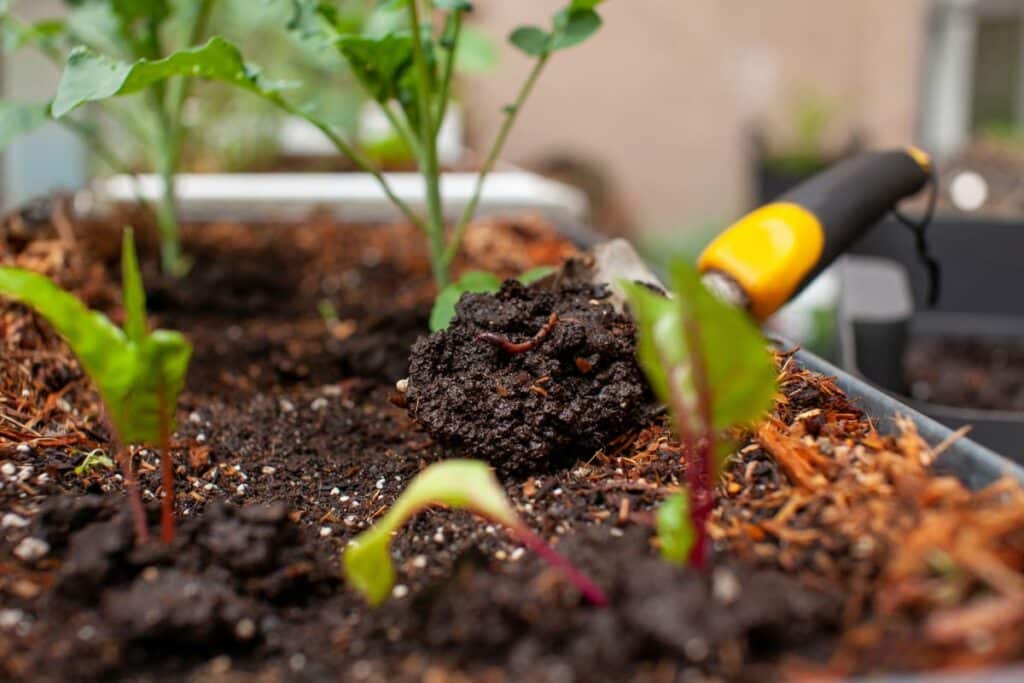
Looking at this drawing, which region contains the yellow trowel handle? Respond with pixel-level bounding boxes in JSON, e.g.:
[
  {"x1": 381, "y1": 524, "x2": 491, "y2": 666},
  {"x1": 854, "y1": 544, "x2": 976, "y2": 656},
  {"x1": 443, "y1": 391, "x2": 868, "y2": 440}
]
[{"x1": 698, "y1": 147, "x2": 932, "y2": 321}]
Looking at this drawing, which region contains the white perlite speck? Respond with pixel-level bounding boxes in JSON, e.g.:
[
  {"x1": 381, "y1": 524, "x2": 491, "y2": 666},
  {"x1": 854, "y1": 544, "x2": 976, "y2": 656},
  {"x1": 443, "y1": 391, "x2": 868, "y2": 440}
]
[
  {"x1": 392, "y1": 584, "x2": 409, "y2": 599},
  {"x1": 0, "y1": 462, "x2": 15, "y2": 478},
  {"x1": 14, "y1": 537, "x2": 49, "y2": 562},
  {"x1": 319, "y1": 526, "x2": 333, "y2": 537},
  {"x1": 310, "y1": 397, "x2": 328, "y2": 411},
  {"x1": 2, "y1": 513, "x2": 29, "y2": 529}
]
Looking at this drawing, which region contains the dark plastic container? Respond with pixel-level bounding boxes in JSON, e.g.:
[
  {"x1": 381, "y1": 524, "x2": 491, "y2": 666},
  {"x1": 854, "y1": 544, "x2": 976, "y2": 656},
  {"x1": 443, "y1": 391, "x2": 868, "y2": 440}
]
[{"x1": 846, "y1": 214, "x2": 1024, "y2": 461}]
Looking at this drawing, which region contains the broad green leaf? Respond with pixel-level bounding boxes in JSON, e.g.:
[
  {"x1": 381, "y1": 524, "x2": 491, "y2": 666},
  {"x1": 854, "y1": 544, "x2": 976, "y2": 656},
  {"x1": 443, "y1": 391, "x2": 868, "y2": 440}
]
[
  {"x1": 551, "y1": 8, "x2": 602, "y2": 51},
  {"x1": 343, "y1": 460, "x2": 517, "y2": 605},
  {"x1": 120, "y1": 228, "x2": 146, "y2": 344},
  {"x1": 52, "y1": 36, "x2": 291, "y2": 118},
  {"x1": 428, "y1": 270, "x2": 501, "y2": 331},
  {"x1": 622, "y1": 259, "x2": 777, "y2": 438},
  {"x1": 657, "y1": 493, "x2": 695, "y2": 565},
  {"x1": 0, "y1": 101, "x2": 50, "y2": 151},
  {"x1": 335, "y1": 33, "x2": 413, "y2": 103},
  {"x1": 509, "y1": 25, "x2": 549, "y2": 57}
]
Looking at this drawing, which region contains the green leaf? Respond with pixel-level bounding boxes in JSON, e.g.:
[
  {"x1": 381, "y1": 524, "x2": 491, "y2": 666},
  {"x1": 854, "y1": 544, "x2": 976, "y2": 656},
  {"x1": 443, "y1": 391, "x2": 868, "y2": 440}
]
[
  {"x1": 435, "y1": 0, "x2": 473, "y2": 10},
  {"x1": 509, "y1": 26, "x2": 550, "y2": 57},
  {"x1": 1, "y1": 18, "x2": 66, "y2": 54},
  {"x1": 52, "y1": 36, "x2": 291, "y2": 118},
  {"x1": 0, "y1": 101, "x2": 50, "y2": 152},
  {"x1": 569, "y1": 0, "x2": 605, "y2": 10},
  {"x1": 74, "y1": 449, "x2": 115, "y2": 477},
  {"x1": 657, "y1": 493, "x2": 695, "y2": 565},
  {"x1": 517, "y1": 266, "x2": 554, "y2": 285},
  {"x1": 550, "y1": 8, "x2": 602, "y2": 51},
  {"x1": 428, "y1": 270, "x2": 501, "y2": 332},
  {"x1": 0, "y1": 262, "x2": 192, "y2": 447},
  {"x1": 120, "y1": 228, "x2": 146, "y2": 344},
  {"x1": 622, "y1": 258, "x2": 777, "y2": 438},
  {"x1": 455, "y1": 25, "x2": 498, "y2": 73},
  {"x1": 343, "y1": 460, "x2": 518, "y2": 605},
  {"x1": 335, "y1": 33, "x2": 414, "y2": 104}
]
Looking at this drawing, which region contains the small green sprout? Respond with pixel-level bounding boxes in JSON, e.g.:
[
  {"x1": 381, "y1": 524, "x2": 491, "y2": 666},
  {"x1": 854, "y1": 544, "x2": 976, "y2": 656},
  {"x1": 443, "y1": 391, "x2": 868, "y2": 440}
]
[
  {"x1": 343, "y1": 459, "x2": 607, "y2": 606},
  {"x1": 49, "y1": 0, "x2": 605, "y2": 290},
  {"x1": 656, "y1": 492, "x2": 694, "y2": 565},
  {"x1": 0, "y1": 229, "x2": 192, "y2": 544},
  {"x1": 74, "y1": 449, "x2": 115, "y2": 477},
  {"x1": 622, "y1": 260, "x2": 777, "y2": 569},
  {"x1": 428, "y1": 266, "x2": 554, "y2": 331}
]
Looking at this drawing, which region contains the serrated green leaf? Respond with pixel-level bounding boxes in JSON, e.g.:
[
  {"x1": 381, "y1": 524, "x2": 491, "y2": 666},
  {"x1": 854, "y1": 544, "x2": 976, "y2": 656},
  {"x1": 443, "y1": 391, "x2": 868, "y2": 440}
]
[
  {"x1": 429, "y1": 270, "x2": 501, "y2": 331},
  {"x1": 509, "y1": 26, "x2": 549, "y2": 57},
  {"x1": 551, "y1": 8, "x2": 602, "y2": 51},
  {"x1": 622, "y1": 259, "x2": 776, "y2": 441},
  {"x1": 0, "y1": 101, "x2": 50, "y2": 151},
  {"x1": 121, "y1": 228, "x2": 146, "y2": 344},
  {"x1": 343, "y1": 460, "x2": 518, "y2": 605},
  {"x1": 657, "y1": 493, "x2": 695, "y2": 565},
  {"x1": 52, "y1": 36, "x2": 291, "y2": 118}
]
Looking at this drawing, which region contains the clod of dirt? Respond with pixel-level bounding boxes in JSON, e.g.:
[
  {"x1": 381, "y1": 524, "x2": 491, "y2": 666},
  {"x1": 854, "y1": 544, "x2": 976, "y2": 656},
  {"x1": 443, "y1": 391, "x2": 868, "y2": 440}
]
[{"x1": 406, "y1": 280, "x2": 651, "y2": 472}]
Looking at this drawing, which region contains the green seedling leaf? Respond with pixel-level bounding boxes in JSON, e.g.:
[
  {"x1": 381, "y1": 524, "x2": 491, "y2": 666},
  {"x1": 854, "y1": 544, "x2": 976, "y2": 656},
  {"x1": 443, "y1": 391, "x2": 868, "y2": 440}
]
[
  {"x1": 343, "y1": 460, "x2": 518, "y2": 605},
  {"x1": 343, "y1": 459, "x2": 607, "y2": 607},
  {"x1": 1, "y1": 17, "x2": 66, "y2": 54},
  {"x1": 509, "y1": 25, "x2": 549, "y2": 57},
  {"x1": 517, "y1": 265, "x2": 555, "y2": 285},
  {"x1": 0, "y1": 231, "x2": 192, "y2": 446},
  {"x1": 0, "y1": 101, "x2": 50, "y2": 152},
  {"x1": 657, "y1": 492, "x2": 695, "y2": 565},
  {"x1": 52, "y1": 37, "x2": 291, "y2": 118},
  {"x1": 622, "y1": 259, "x2": 776, "y2": 437},
  {"x1": 429, "y1": 270, "x2": 501, "y2": 331},
  {"x1": 455, "y1": 26, "x2": 498, "y2": 73},
  {"x1": 74, "y1": 449, "x2": 115, "y2": 477},
  {"x1": 550, "y1": 8, "x2": 602, "y2": 51}
]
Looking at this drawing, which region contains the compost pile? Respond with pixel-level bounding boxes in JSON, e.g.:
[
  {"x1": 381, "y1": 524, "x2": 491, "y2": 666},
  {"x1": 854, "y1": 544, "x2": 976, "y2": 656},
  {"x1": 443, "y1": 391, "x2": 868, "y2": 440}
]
[
  {"x1": 406, "y1": 278, "x2": 651, "y2": 473},
  {"x1": 4, "y1": 208, "x2": 1024, "y2": 681}
]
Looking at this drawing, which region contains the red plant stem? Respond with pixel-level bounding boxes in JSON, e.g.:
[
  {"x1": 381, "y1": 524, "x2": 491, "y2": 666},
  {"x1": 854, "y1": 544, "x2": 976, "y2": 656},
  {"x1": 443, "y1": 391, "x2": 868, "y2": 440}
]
[
  {"x1": 477, "y1": 312, "x2": 558, "y2": 354},
  {"x1": 158, "y1": 392, "x2": 175, "y2": 544},
  {"x1": 682, "y1": 317, "x2": 715, "y2": 572},
  {"x1": 118, "y1": 445, "x2": 150, "y2": 544},
  {"x1": 512, "y1": 523, "x2": 608, "y2": 607}
]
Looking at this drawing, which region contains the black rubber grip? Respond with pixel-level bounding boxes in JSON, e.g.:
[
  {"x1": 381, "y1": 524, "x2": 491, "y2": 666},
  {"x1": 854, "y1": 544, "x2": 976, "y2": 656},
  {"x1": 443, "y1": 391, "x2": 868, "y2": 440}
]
[{"x1": 780, "y1": 149, "x2": 930, "y2": 285}]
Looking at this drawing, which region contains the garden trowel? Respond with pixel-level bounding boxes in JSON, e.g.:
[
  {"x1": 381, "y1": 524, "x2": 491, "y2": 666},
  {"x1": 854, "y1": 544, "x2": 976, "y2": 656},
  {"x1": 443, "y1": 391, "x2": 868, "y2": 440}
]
[{"x1": 591, "y1": 147, "x2": 934, "y2": 318}]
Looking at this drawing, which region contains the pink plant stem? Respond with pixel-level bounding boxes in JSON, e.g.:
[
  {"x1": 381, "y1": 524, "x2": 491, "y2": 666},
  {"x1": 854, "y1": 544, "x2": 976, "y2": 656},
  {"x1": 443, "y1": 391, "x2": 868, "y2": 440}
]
[
  {"x1": 118, "y1": 445, "x2": 150, "y2": 544},
  {"x1": 682, "y1": 318, "x2": 715, "y2": 572},
  {"x1": 512, "y1": 524, "x2": 609, "y2": 607}
]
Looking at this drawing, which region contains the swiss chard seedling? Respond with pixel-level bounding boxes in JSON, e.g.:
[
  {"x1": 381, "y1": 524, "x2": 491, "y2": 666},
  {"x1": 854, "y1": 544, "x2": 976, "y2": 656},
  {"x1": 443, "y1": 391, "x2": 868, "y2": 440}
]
[
  {"x1": 47, "y1": 0, "x2": 605, "y2": 290},
  {"x1": 343, "y1": 459, "x2": 607, "y2": 606},
  {"x1": 622, "y1": 260, "x2": 777, "y2": 569},
  {"x1": 0, "y1": 229, "x2": 192, "y2": 544}
]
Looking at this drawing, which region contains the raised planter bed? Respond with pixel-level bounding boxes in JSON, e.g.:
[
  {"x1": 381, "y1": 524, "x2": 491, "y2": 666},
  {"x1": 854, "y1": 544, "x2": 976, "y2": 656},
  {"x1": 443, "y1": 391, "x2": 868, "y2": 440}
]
[{"x1": 2, "y1": 204, "x2": 1024, "y2": 681}]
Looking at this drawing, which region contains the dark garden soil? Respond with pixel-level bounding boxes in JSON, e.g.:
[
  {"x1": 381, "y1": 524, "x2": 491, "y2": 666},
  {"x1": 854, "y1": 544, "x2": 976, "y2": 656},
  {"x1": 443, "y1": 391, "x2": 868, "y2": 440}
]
[
  {"x1": 906, "y1": 335, "x2": 1024, "y2": 411},
  {"x1": 3, "y1": 203, "x2": 1024, "y2": 682}
]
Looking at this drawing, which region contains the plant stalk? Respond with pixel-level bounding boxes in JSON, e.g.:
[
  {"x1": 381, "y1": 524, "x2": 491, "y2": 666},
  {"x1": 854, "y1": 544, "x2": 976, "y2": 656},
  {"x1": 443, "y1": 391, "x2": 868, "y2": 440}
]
[
  {"x1": 443, "y1": 54, "x2": 549, "y2": 266},
  {"x1": 513, "y1": 524, "x2": 608, "y2": 606},
  {"x1": 407, "y1": 0, "x2": 449, "y2": 289},
  {"x1": 433, "y1": 11, "x2": 462, "y2": 138},
  {"x1": 681, "y1": 317, "x2": 715, "y2": 571},
  {"x1": 158, "y1": 392, "x2": 175, "y2": 544}
]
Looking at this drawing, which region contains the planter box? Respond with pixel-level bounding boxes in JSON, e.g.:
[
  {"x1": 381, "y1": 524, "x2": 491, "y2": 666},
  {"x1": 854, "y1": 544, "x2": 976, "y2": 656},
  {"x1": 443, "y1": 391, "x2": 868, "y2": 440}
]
[
  {"x1": 78, "y1": 171, "x2": 593, "y2": 245},
  {"x1": 844, "y1": 215, "x2": 1024, "y2": 459}
]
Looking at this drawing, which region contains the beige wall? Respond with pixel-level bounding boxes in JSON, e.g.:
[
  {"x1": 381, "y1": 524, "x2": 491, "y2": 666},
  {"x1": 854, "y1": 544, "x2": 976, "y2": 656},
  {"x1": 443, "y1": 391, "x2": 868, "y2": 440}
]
[{"x1": 464, "y1": 0, "x2": 931, "y2": 233}]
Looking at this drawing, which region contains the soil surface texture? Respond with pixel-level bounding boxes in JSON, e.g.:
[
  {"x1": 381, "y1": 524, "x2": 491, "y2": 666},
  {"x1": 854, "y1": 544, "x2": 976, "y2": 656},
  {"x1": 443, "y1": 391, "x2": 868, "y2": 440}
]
[
  {"x1": 3, "y1": 204, "x2": 1024, "y2": 682},
  {"x1": 406, "y1": 279, "x2": 651, "y2": 473},
  {"x1": 906, "y1": 334, "x2": 1024, "y2": 411}
]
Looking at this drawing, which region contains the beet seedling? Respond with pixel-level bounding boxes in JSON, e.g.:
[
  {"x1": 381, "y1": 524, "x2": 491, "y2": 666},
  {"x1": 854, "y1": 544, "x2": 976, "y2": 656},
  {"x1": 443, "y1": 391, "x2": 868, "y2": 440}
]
[
  {"x1": 46, "y1": 0, "x2": 605, "y2": 290},
  {"x1": 622, "y1": 260, "x2": 777, "y2": 569},
  {"x1": 343, "y1": 459, "x2": 607, "y2": 606},
  {"x1": 0, "y1": 229, "x2": 192, "y2": 544}
]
